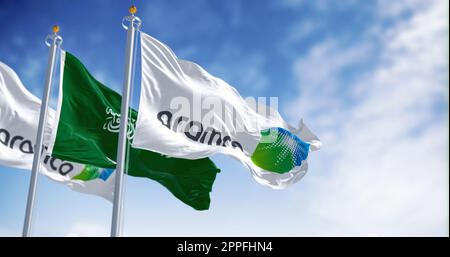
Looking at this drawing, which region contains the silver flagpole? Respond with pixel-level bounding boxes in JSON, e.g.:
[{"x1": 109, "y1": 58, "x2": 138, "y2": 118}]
[
  {"x1": 22, "y1": 25, "x2": 63, "y2": 237},
  {"x1": 111, "y1": 5, "x2": 141, "y2": 237}
]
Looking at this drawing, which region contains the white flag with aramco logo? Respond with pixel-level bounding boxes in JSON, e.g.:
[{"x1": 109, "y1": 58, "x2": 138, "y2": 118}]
[
  {"x1": 133, "y1": 32, "x2": 321, "y2": 188},
  {"x1": 0, "y1": 61, "x2": 114, "y2": 201}
]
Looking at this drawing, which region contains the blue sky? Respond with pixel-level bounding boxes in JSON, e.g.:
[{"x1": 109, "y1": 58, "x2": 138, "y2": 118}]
[{"x1": 0, "y1": 0, "x2": 448, "y2": 236}]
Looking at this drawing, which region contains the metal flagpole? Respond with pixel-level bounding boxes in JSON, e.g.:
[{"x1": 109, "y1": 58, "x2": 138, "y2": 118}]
[
  {"x1": 111, "y1": 5, "x2": 141, "y2": 237},
  {"x1": 22, "y1": 25, "x2": 63, "y2": 237}
]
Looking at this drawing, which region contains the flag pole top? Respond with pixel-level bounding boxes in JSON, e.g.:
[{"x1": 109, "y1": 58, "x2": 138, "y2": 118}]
[
  {"x1": 129, "y1": 5, "x2": 137, "y2": 15},
  {"x1": 45, "y1": 25, "x2": 63, "y2": 46},
  {"x1": 122, "y1": 5, "x2": 141, "y2": 30},
  {"x1": 52, "y1": 25, "x2": 60, "y2": 34}
]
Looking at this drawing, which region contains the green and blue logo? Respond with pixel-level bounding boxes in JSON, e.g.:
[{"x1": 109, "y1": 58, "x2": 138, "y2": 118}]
[
  {"x1": 251, "y1": 127, "x2": 310, "y2": 174},
  {"x1": 72, "y1": 165, "x2": 114, "y2": 182}
]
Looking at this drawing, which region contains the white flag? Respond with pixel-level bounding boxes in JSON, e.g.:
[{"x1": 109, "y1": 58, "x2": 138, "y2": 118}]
[
  {"x1": 133, "y1": 32, "x2": 321, "y2": 189},
  {"x1": 0, "y1": 61, "x2": 114, "y2": 201}
]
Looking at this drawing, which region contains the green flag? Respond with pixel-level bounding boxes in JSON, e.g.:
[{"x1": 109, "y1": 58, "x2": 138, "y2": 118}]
[{"x1": 48, "y1": 51, "x2": 220, "y2": 210}]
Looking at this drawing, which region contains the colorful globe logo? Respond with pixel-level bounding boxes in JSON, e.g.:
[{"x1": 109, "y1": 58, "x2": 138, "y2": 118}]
[{"x1": 251, "y1": 127, "x2": 310, "y2": 174}]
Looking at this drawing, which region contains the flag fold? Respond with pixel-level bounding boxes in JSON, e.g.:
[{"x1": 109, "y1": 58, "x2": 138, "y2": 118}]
[
  {"x1": 48, "y1": 51, "x2": 220, "y2": 210},
  {"x1": 133, "y1": 32, "x2": 321, "y2": 189}
]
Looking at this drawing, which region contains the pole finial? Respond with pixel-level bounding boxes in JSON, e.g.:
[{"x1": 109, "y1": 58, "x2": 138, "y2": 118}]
[
  {"x1": 52, "y1": 25, "x2": 60, "y2": 34},
  {"x1": 129, "y1": 5, "x2": 137, "y2": 15}
]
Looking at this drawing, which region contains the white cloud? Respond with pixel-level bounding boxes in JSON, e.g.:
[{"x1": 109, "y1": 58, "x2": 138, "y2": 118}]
[
  {"x1": 0, "y1": 227, "x2": 16, "y2": 237},
  {"x1": 21, "y1": 58, "x2": 45, "y2": 92},
  {"x1": 64, "y1": 222, "x2": 108, "y2": 237},
  {"x1": 376, "y1": 0, "x2": 429, "y2": 19},
  {"x1": 286, "y1": 0, "x2": 449, "y2": 235},
  {"x1": 12, "y1": 35, "x2": 25, "y2": 47},
  {"x1": 279, "y1": 0, "x2": 360, "y2": 11},
  {"x1": 207, "y1": 44, "x2": 269, "y2": 94},
  {"x1": 142, "y1": 0, "x2": 224, "y2": 41},
  {"x1": 280, "y1": 19, "x2": 323, "y2": 56}
]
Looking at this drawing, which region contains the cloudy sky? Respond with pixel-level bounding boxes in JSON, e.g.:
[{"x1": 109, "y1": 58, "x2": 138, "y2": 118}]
[{"x1": 0, "y1": 0, "x2": 448, "y2": 236}]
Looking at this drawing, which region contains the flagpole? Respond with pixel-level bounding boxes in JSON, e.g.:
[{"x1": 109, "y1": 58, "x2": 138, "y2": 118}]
[
  {"x1": 22, "y1": 25, "x2": 62, "y2": 237},
  {"x1": 111, "y1": 5, "x2": 141, "y2": 237}
]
